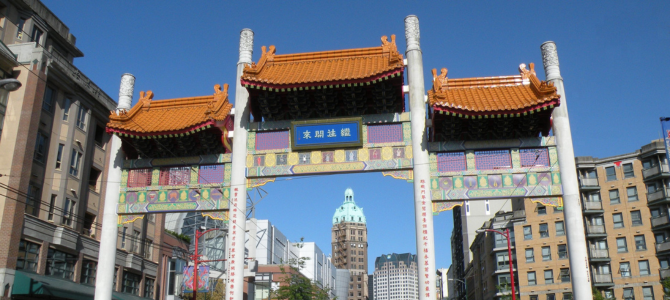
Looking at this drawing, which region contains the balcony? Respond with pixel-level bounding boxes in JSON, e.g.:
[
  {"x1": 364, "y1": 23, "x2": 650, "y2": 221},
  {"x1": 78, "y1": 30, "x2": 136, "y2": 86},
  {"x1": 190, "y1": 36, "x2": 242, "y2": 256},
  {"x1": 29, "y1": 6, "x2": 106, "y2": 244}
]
[
  {"x1": 656, "y1": 241, "x2": 670, "y2": 253},
  {"x1": 579, "y1": 177, "x2": 600, "y2": 190},
  {"x1": 648, "y1": 188, "x2": 670, "y2": 205},
  {"x1": 592, "y1": 273, "x2": 614, "y2": 287},
  {"x1": 652, "y1": 215, "x2": 670, "y2": 229},
  {"x1": 586, "y1": 225, "x2": 606, "y2": 238},
  {"x1": 643, "y1": 164, "x2": 670, "y2": 181},
  {"x1": 583, "y1": 201, "x2": 604, "y2": 214},
  {"x1": 589, "y1": 248, "x2": 610, "y2": 262},
  {"x1": 661, "y1": 268, "x2": 670, "y2": 279}
]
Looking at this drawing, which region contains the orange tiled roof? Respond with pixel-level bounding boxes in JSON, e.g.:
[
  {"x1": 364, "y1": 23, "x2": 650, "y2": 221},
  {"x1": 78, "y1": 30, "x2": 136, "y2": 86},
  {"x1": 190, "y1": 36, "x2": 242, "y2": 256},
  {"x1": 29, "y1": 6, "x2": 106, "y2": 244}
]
[
  {"x1": 107, "y1": 84, "x2": 233, "y2": 136},
  {"x1": 241, "y1": 35, "x2": 404, "y2": 89},
  {"x1": 428, "y1": 63, "x2": 560, "y2": 116}
]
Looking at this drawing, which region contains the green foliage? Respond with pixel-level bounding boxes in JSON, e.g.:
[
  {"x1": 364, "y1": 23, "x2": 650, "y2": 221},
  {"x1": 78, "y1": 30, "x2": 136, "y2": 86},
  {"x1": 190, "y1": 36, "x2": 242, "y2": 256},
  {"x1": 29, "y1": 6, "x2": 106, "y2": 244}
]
[
  {"x1": 271, "y1": 238, "x2": 332, "y2": 300},
  {"x1": 495, "y1": 283, "x2": 513, "y2": 300},
  {"x1": 166, "y1": 229, "x2": 191, "y2": 244},
  {"x1": 662, "y1": 277, "x2": 670, "y2": 297}
]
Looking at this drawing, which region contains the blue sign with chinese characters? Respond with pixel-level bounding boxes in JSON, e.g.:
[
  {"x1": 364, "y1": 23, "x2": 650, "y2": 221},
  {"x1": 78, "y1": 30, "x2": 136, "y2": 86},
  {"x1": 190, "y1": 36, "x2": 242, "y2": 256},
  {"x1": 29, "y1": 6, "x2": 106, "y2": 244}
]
[{"x1": 292, "y1": 119, "x2": 362, "y2": 150}]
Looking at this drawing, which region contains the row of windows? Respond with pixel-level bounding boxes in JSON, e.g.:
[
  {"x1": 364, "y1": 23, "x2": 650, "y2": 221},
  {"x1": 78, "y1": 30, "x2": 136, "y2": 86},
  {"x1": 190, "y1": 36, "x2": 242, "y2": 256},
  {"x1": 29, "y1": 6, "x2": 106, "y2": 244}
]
[
  {"x1": 523, "y1": 221, "x2": 565, "y2": 240},
  {"x1": 586, "y1": 187, "x2": 639, "y2": 204},
  {"x1": 586, "y1": 211, "x2": 644, "y2": 230},
  {"x1": 524, "y1": 245, "x2": 568, "y2": 262},
  {"x1": 526, "y1": 268, "x2": 570, "y2": 285},
  {"x1": 529, "y1": 292, "x2": 573, "y2": 300},
  {"x1": 17, "y1": 240, "x2": 155, "y2": 296}
]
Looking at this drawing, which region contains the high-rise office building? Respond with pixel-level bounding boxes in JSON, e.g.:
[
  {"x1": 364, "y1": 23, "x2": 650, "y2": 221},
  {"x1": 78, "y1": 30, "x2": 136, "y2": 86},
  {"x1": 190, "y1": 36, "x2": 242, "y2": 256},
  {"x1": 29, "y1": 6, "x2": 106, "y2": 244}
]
[
  {"x1": 372, "y1": 253, "x2": 418, "y2": 300},
  {"x1": 332, "y1": 188, "x2": 369, "y2": 300}
]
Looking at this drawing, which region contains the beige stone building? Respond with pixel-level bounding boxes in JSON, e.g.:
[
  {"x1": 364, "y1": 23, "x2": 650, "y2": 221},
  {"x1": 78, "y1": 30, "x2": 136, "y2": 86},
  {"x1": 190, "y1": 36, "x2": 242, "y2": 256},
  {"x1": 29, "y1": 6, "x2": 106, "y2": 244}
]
[
  {"x1": 0, "y1": 0, "x2": 169, "y2": 298},
  {"x1": 332, "y1": 188, "x2": 369, "y2": 300},
  {"x1": 576, "y1": 139, "x2": 668, "y2": 300}
]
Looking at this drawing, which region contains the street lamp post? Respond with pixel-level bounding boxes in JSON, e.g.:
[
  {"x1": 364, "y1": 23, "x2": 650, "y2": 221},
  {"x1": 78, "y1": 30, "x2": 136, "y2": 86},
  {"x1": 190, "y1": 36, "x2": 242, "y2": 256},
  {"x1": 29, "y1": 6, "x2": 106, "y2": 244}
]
[
  {"x1": 477, "y1": 228, "x2": 516, "y2": 300},
  {"x1": 191, "y1": 228, "x2": 227, "y2": 299}
]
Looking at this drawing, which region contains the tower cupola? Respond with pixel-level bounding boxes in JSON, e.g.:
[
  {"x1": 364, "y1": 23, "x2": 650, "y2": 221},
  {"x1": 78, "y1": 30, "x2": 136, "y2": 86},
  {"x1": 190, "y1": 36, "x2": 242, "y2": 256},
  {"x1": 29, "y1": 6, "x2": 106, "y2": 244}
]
[{"x1": 333, "y1": 188, "x2": 366, "y2": 225}]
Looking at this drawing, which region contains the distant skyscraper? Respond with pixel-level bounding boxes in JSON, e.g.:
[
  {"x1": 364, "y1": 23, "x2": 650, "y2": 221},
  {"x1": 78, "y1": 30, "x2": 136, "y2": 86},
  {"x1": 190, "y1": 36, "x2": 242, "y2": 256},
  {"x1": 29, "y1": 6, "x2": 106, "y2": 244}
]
[
  {"x1": 332, "y1": 188, "x2": 369, "y2": 300},
  {"x1": 373, "y1": 253, "x2": 419, "y2": 300}
]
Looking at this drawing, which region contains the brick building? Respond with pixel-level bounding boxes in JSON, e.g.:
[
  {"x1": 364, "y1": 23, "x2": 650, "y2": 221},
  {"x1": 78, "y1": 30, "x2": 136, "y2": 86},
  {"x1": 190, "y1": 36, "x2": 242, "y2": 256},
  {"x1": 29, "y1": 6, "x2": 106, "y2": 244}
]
[{"x1": 0, "y1": 0, "x2": 171, "y2": 298}]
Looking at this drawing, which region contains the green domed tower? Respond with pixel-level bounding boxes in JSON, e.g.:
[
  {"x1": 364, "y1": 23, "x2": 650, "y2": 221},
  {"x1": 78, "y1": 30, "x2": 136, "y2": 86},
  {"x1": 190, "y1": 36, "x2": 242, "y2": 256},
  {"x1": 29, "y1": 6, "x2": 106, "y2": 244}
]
[{"x1": 332, "y1": 188, "x2": 369, "y2": 300}]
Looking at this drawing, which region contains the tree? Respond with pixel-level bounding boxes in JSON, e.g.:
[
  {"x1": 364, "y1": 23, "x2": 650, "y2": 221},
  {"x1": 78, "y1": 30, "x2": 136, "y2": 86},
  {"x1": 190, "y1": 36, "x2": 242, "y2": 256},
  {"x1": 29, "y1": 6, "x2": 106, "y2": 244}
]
[
  {"x1": 271, "y1": 238, "x2": 332, "y2": 300},
  {"x1": 495, "y1": 283, "x2": 513, "y2": 300},
  {"x1": 662, "y1": 277, "x2": 670, "y2": 298}
]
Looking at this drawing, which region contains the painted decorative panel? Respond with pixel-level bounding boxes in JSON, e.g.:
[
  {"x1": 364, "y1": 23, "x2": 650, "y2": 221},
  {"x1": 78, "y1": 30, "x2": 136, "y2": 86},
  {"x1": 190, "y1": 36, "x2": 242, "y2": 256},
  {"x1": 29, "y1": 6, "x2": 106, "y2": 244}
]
[
  {"x1": 199, "y1": 165, "x2": 225, "y2": 184},
  {"x1": 519, "y1": 148, "x2": 550, "y2": 167},
  {"x1": 474, "y1": 150, "x2": 512, "y2": 170},
  {"x1": 255, "y1": 131, "x2": 289, "y2": 151},
  {"x1": 430, "y1": 172, "x2": 562, "y2": 201},
  {"x1": 367, "y1": 124, "x2": 403, "y2": 143},
  {"x1": 436, "y1": 152, "x2": 466, "y2": 172}
]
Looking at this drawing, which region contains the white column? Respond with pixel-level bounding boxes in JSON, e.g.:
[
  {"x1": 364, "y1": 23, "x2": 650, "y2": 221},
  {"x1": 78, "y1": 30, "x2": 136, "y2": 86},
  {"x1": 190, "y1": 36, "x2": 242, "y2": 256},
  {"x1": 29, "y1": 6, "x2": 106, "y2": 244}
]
[
  {"x1": 404, "y1": 15, "x2": 437, "y2": 300},
  {"x1": 94, "y1": 73, "x2": 134, "y2": 300},
  {"x1": 227, "y1": 28, "x2": 253, "y2": 300},
  {"x1": 541, "y1": 41, "x2": 593, "y2": 300}
]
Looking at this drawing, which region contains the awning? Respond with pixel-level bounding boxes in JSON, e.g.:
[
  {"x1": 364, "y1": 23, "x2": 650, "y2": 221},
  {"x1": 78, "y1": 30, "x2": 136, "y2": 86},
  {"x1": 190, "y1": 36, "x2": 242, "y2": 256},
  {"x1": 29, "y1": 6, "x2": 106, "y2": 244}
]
[{"x1": 13, "y1": 270, "x2": 148, "y2": 300}]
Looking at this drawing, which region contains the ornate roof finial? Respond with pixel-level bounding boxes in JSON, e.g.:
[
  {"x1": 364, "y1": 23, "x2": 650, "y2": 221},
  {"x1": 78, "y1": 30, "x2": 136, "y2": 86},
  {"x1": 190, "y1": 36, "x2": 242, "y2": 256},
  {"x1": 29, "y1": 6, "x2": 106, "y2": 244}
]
[{"x1": 431, "y1": 68, "x2": 448, "y2": 92}]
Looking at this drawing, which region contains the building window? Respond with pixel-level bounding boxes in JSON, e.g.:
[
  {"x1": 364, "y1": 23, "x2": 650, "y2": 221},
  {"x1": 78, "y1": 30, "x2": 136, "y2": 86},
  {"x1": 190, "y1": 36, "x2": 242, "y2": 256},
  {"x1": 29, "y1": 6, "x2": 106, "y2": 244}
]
[
  {"x1": 121, "y1": 227, "x2": 127, "y2": 249},
  {"x1": 547, "y1": 294, "x2": 556, "y2": 300},
  {"x1": 616, "y1": 237, "x2": 628, "y2": 253},
  {"x1": 89, "y1": 168, "x2": 101, "y2": 192},
  {"x1": 69, "y1": 150, "x2": 82, "y2": 177},
  {"x1": 17, "y1": 240, "x2": 40, "y2": 272},
  {"x1": 542, "y1": 246, "x2": 551, "y2": 261},
  {"x1": 31, "y1": 26, "x2": 43, "y2": 44},
  {"x1": 144, "y1": 277, "x2": 155, "y2": 299},
  {"x1": 537, "y1": 204, "x2": 547, "y2": 215},
  {"x1": 562, "y1": 293, "x2": 572, "y2": 300},
  {"x1": 33, "y1": 132, "x2": 48, "y2": 163},
  {"x1": 62, "y1": 198, "x2": 75, "y2": 226},
  {"x1": 642, "y1": 286, "x2": 655, "y2": 300},
  {"x1": 16, "y1": 18, "x2": 25, "y2": 39},
  {"x1": 631, "y1": 210, "x2": 642, "y2": 226},
  {"x1": 81, "y1": 260, "x2": 97, "y2": 285},
  {"x1": 605, "y1": 166, "x2": 617, "y2": 181},
  {"x1": 76, "y1": 104, "x2": 88, "y2": 131},
  {"x1": 46, "y1": 249, "x2": 76, "y2": 280},
  {"x1": 132, "y1": 230, "x2": 141, "y2": 254},
  {"x1": 613, "y1": 213, "x2": 624, "y2": 228},
  {"x1": 42, "y1": 86, "x2": 54, "y2": 113},
  {"x1": 525, "y1": 248, "x2": 534, "y2": 262},
  {"x1": 527, "y1": 271, "x2": 536, "y2": 285},
  {"x1": 559, "y1": 268, "x2": 570, "y2": 282},
  {"x1": 623, "y1": 288, "x2": 634, "y2": 300},
  {"x1": 63, "y1": 98, "x2": 71, "y2": 121},
  {"x1": 127, "y1": 168, "x2": 152, "y2": 187},
  {"x1": 496, "y1": 253, "x2": 510, "y2": 270},
  {"x1": 623, "y1": 163, "x2": 634, "y2": 178},
  {"x1": 144, "y1": 239, "x2": 153, "y2": 260},
  {"x1": 539, "y1": 223, "x2": 549, "y2": 238},
  {"x1": 635, "y1": 235, "x2": 647, "y2": 251},
  {"x1": 524, "y1": 226, "x2": 532, "y2": 240},
  {"x1": 485, "y1": 200, "x2": 490, "y2": 215},
  {"x1": 610, "y1": 189, "x2": 620, "y2": 204},
  {"x1": 465, "y1": 200, "x2": 470, "y2": 216},
  {"x1": 557, "y1": 244, "x2": 568, "y2": 259},
  {"x1": 26, "y1": 183, "x2": 40, "y2": 217},
  {"x1": 627, "y1": 186, "x2": 638, "y2": 201},
  {"x1": 159, "y1": 166, "x2": 190, "y2": 186},
  {"x1": 555, "y1": 221, "x2": 565, "y2": 236},
  {"x1": 47, "y1": 194, "x2": 56, "y2": 220},
  {"x1": 55, "y1": 144, "x2": 64, "y2": 169},
  {"x1": 620, "y1": 262, "x2": 631, "y2": 277},
  {"x1": 639, "y1": 260, "x2": 650, "y2": 275},
  {"x1": 544, "y1": 270, "x2": 553, "y2": 284},
  {"x1": 122, "y1": 271, "x2": 141, "y2": 295}
]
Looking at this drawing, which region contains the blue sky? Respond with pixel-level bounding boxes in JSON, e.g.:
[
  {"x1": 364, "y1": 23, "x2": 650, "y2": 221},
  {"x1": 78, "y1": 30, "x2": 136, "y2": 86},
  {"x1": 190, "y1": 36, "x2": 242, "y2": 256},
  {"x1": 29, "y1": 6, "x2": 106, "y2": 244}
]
[{"x1": 44, "y1": 1, "x2": 670, "y2": 271}]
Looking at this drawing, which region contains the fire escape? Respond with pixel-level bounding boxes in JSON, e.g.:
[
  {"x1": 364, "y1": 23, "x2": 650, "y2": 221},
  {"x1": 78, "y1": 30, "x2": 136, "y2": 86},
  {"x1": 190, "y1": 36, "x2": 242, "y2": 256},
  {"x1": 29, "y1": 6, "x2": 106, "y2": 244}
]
[{"x1": 335, "y1": 223, "x2": 348, "y2": 269}]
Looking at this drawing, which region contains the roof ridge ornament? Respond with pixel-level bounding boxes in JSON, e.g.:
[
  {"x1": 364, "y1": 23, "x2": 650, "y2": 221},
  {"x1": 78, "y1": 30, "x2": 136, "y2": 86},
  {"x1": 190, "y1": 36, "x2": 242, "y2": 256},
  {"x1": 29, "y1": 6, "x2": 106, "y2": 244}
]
[
  {"x1": 244, "y1": 45, "x2": 275, "y2": 75},
  {"x1": 139, "y1": 91, "x2": 154, "y2": 111},
  {"x1": 381, "y1": 34, "x2": 403, "y2": 64}
]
